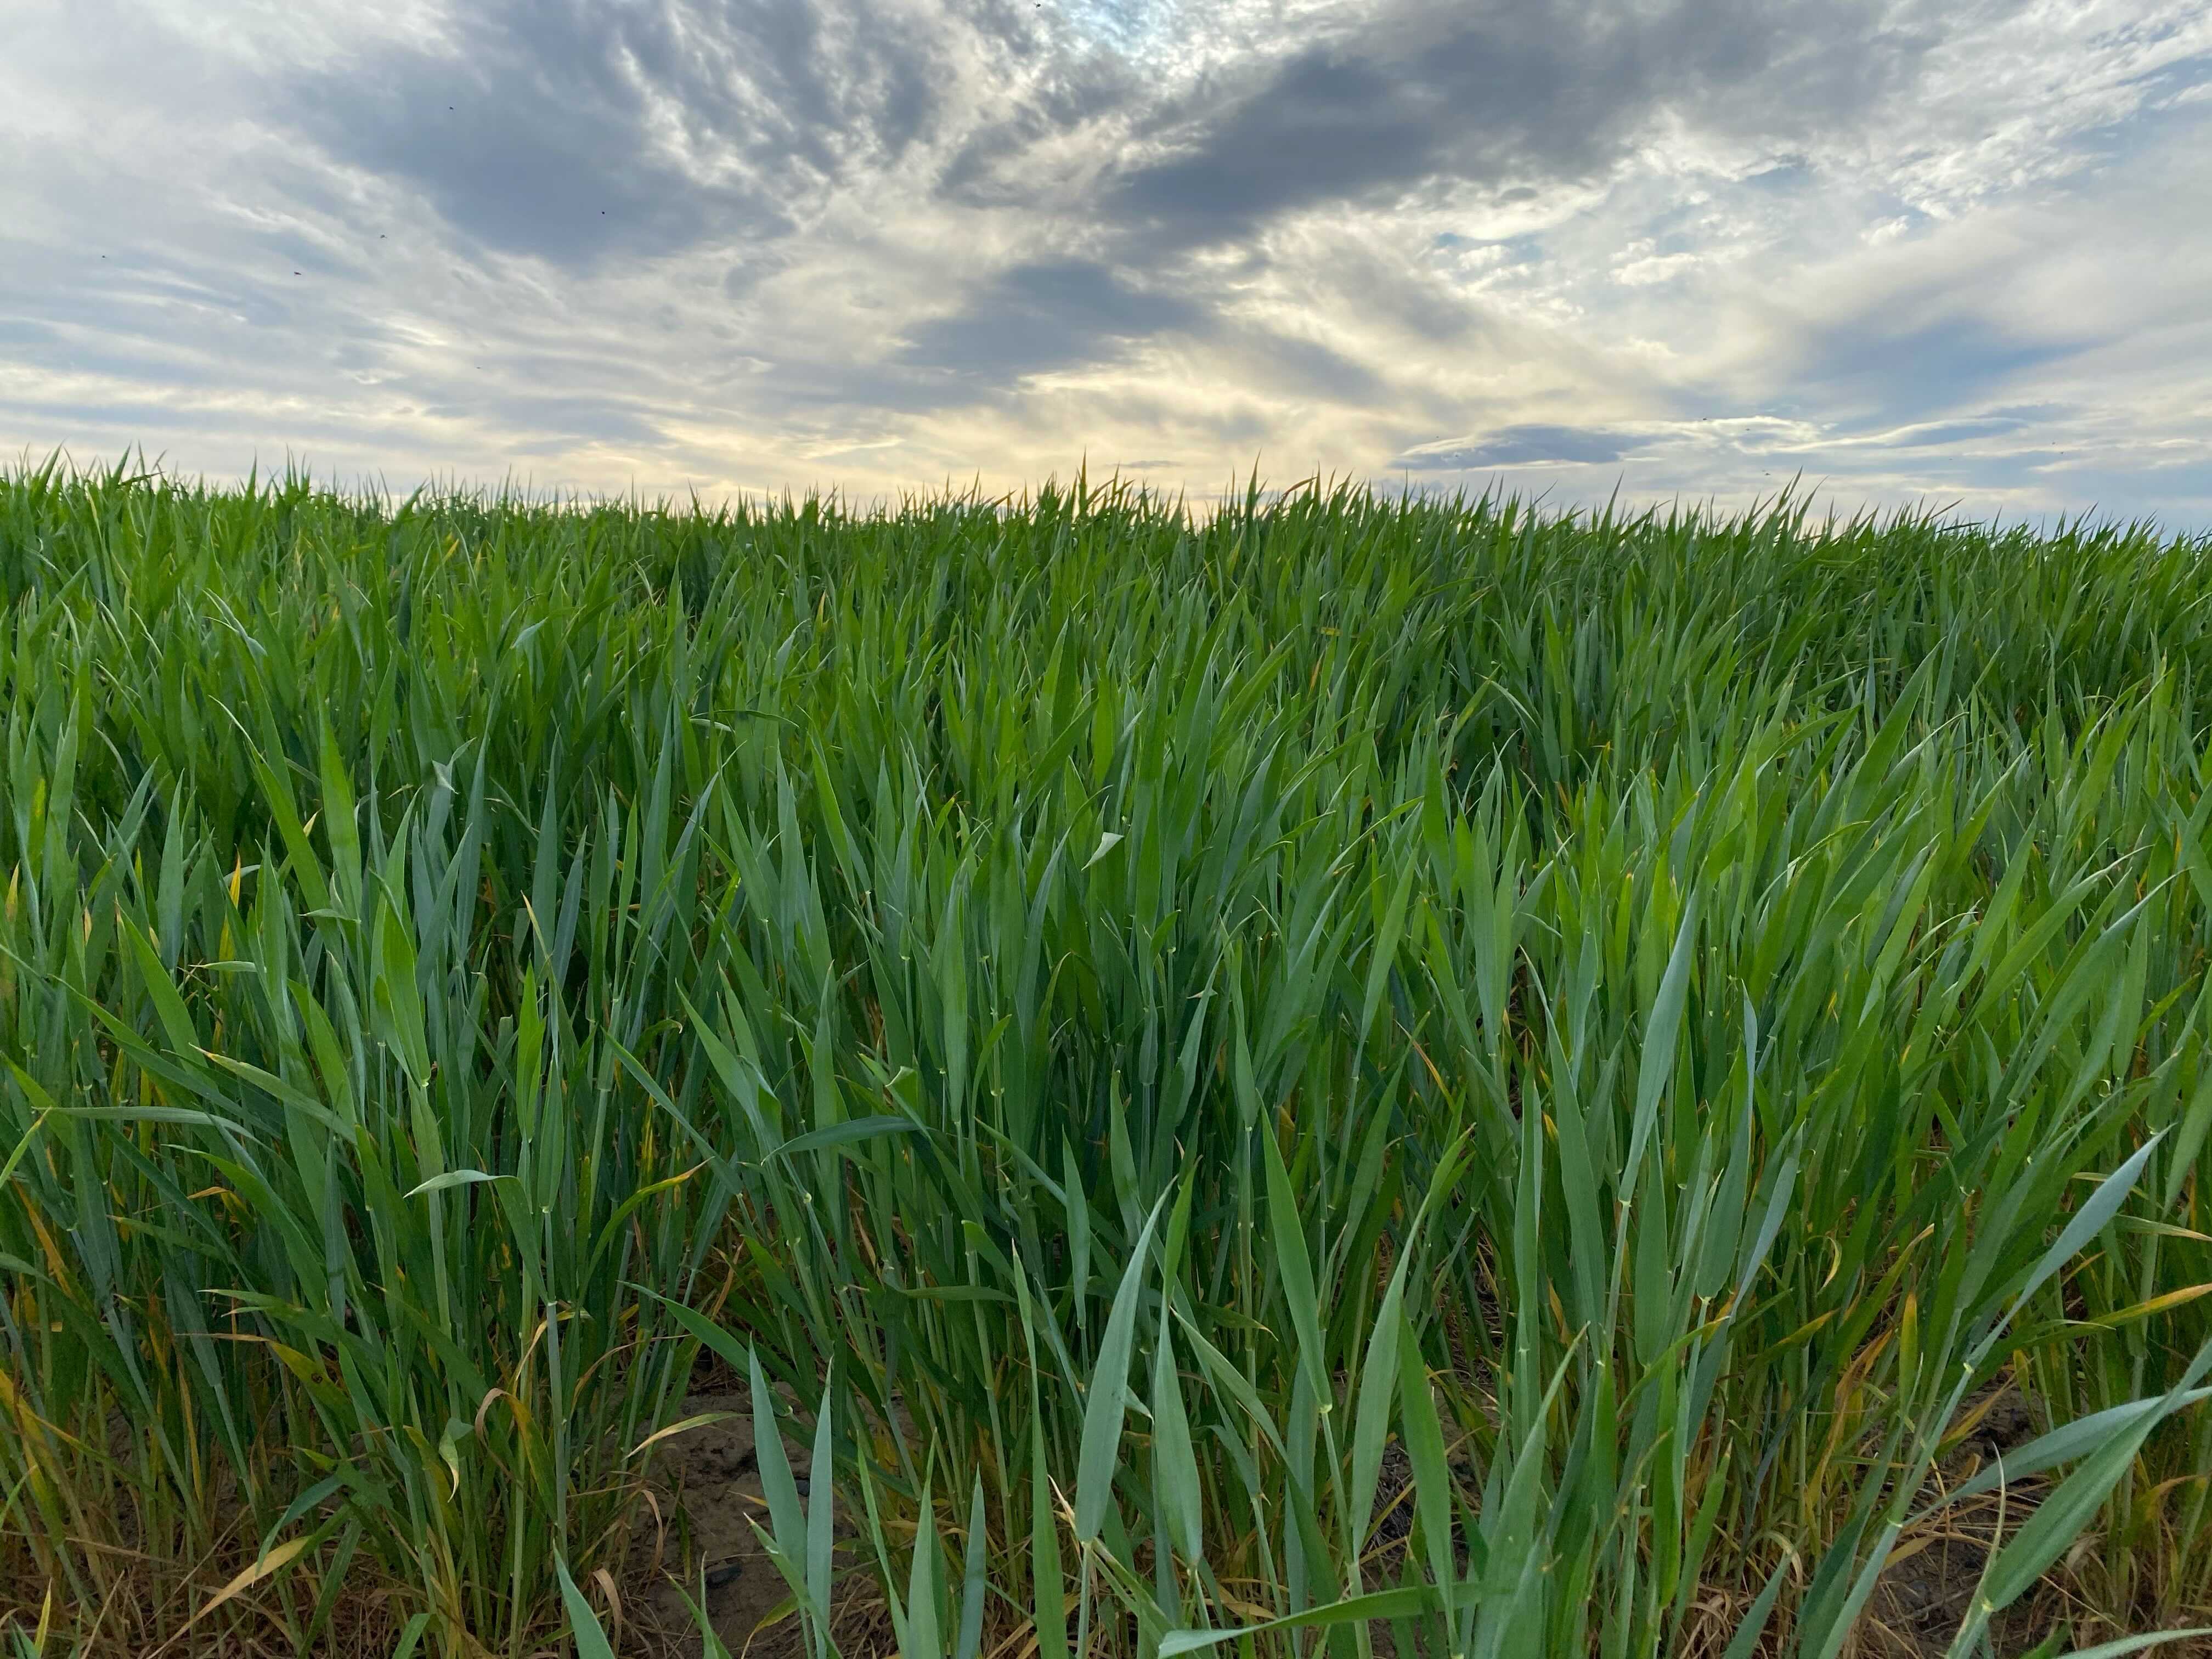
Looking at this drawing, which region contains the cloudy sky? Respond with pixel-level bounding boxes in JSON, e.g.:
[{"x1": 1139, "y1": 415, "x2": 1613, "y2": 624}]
[{"x1": 4, "y1": 0, "x2": 2209, "y2": 526}]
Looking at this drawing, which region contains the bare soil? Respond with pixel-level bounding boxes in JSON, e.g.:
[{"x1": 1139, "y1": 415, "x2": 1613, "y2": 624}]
[{"x1": 618, "y1": 1388, "x2": 807, "y2": 1657}]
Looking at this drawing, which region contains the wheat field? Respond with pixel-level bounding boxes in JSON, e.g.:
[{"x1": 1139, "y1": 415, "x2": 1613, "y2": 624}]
[{"x1": 3, "y1": 460, "x2": 2211, "y2": 1658}]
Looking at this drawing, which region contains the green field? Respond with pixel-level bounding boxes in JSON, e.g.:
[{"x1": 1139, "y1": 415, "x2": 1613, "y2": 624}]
[{"x1": 5, "y1": 460, "x2": 2212, "y2": 1658}]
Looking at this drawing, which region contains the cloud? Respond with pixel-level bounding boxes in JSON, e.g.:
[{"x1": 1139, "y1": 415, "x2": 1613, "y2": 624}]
[
  {"x1": 284, "y1": 0, "x2": 990, "y2": 270},
  {"x1": 1848, "y1": 416, "x2": 2037, "y2": 449},
  {"x1": 0, "y1": 0, "x2": 2207, "y2": 529},
  {"x1": 1096, "y1": 0, "x2": 1930, "y2": 252},
  {"x1": 896, "y1": 259, "x2": 1201, "y2": 379},
  {"x1": 1784, "y1": 312, "x2": 2101, "y2": 422},
  {"x1": 1396, "y1": 424, "x2": 1649, "y2": 470}
]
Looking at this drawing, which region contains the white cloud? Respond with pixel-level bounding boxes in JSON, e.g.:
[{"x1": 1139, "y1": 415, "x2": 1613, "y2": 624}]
[{"x1": 0, "y1": 0, "x2": 2206, "y2": 527}]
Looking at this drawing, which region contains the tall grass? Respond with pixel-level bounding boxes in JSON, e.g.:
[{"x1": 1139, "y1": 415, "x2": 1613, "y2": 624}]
[{"x1": 3, "y1": 457, "x2": 2211, "y2": 1656}]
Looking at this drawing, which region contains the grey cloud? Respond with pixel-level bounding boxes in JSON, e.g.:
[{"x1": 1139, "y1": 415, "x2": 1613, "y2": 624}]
[
  {"x1": 1878, "y1": 416, "x2": 2035, "y2": 448},
  {"x1": 896, "y1": 259, "x2": 1201, "y2": 379},
  {"x1": 934, "y1": 48, "x2": 1144, "y2": 207},
  {"x1": 5, "y1": 249, "x2": 295, "y2": 336},
  {"x1": 293, "y1": 69, "x2": 756, "y2": 268},
  {"x1": 289, "y1": 0, "x2": 974, "y2": 269},
  {"x1": 1395, "y1": 425, "x2": 1649, "y2": 470},
  {"x1": 479, "y1": 396, "x2": 667, "y2": 447},
  {"x1": 1105, "y1": 36, "x2": 1609, "y2": 246},
  {"x1": 279, "y1": 0, "x2": 1953, "y2": 388},
  {"x1": 1792, "y1": 315, "x2": 2099, "y2": 419},
  {"x1": 1237, "y1": 331, "x2": 1391, "y2": 406},
  {"x1": 888, "y1": 261, "x2": 1400, "y2": 414},
  {"x1": 9, "y1": 0, "x2": 2209, "y2": 537},
  {"x1": 870, "y1": 0, "x2": 1942, "y2": 390},
  {"x1": 1094, "y1": 0, "x2": 1934, "y2": 252}
]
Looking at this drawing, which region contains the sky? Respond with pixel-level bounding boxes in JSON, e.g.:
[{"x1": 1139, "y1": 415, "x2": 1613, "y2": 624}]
[{"x1": 3, "y1": 0, "x2": 2210, "y2": 528}]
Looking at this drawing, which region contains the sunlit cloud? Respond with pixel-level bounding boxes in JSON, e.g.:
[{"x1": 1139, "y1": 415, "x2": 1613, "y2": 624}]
[{"x1": 2, "y1": 0, "x2": 2207, "y2": 526}]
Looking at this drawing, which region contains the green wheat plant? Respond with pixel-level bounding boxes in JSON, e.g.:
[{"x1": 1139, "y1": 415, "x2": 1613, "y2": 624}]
[{"x1": 3, "y1": 455, "x2": 2211, "y2": 1657}]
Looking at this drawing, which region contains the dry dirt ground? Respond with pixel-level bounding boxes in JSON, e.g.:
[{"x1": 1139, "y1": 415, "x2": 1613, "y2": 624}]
[
  {"x1": 618, "y1": 1387, "x2": 814, "y2": 1657},
  {"x1": 610, "y1": 1383, "x2": 2198, "y2": 1659}
]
